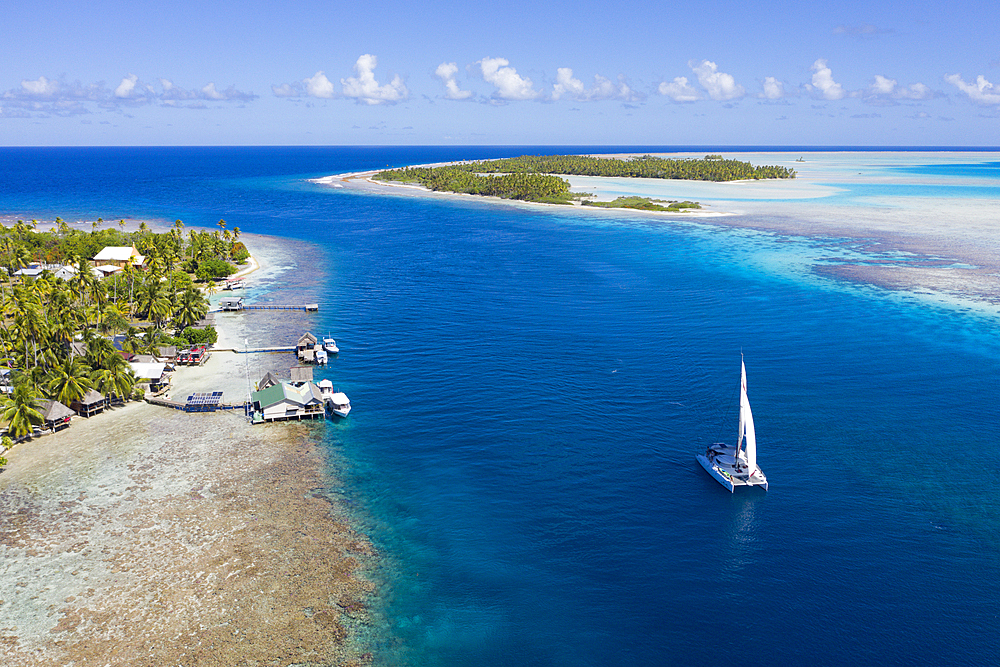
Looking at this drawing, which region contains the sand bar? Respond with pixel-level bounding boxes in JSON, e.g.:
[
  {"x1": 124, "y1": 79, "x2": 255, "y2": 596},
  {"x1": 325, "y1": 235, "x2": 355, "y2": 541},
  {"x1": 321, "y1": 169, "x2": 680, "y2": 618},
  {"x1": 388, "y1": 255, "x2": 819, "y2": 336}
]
[{"x1": 325, "y1": 151, "x2": 1000, "y2": 305}]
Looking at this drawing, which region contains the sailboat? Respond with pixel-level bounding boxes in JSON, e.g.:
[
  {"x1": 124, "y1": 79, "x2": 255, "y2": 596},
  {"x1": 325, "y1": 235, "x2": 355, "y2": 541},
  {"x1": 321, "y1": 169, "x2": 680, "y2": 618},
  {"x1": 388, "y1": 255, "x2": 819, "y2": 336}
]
[{"x1": 697, "y1": 356, "x2": 769, "y2": 492}]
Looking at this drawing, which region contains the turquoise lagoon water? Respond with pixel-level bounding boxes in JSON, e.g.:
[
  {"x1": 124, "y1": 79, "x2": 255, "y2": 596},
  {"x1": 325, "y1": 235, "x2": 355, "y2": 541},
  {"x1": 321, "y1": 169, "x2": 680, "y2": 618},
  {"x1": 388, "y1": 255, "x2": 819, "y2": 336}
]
[{"x1": 1, "y1": 147, "x2": 999, "y2": 666}]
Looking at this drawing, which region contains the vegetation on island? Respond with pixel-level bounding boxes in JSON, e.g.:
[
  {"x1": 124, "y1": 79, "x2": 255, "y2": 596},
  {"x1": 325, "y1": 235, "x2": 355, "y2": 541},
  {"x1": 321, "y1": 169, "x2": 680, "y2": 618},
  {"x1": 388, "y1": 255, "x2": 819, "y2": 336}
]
[
  {"x1": 373, "y1": 166, "x2": 578, "y2": 204},
  {"x1": 581, "y1": 197, "x2": 702, "y2": 212},
  {"x1": 460, "y1": 154, "x2": 796, "y2": 180},
  {"x1": 0, "y1": 217, "x2": 246, "y2": 445},
  {"x1": 373, "y1": 154, "x2": 794, "y2": 205}
]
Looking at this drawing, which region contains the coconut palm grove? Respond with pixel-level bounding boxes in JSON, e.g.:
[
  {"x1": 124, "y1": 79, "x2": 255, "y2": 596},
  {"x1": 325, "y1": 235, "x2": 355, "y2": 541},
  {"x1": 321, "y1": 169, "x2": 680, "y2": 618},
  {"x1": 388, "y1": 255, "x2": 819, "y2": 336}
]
[{"x1": 0, "y1": 217, "x2": 248, "y2": 450}]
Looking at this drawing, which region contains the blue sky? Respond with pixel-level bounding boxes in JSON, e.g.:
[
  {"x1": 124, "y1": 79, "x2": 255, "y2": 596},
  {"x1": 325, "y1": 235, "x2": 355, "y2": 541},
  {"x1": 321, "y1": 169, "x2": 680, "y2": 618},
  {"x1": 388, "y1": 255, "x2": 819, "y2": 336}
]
[{"x1": 2, "y1": 0, "x2": 998, "y2": 146}]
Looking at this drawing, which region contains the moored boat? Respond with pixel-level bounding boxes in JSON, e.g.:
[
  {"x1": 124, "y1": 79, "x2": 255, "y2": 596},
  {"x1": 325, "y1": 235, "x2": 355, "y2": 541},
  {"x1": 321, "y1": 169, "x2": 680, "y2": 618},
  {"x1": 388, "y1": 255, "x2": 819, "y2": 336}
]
[
  {"x1": 318, "y1": 379, "x2": 351, "y2": 418},
  {"x1": 696, "y1": 356, "x2": 768, "y2": 492}
]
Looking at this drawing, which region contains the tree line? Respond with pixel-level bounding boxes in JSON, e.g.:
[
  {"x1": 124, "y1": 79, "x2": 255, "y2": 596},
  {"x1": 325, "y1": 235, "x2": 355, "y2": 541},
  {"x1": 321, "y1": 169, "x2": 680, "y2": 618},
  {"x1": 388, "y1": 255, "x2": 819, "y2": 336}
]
[
  {"x1": 373, "y1": 154, "x2": 795, "y2": 204},
  {"x1": 453, "y1": 154, "x2": 796, "y2": 181},
  {"x1": 373, "y1": 167, "x2": 576, "y2": 203},
  {"x1": 0, "y1": 217, "x2": 247, "y2": 443}
]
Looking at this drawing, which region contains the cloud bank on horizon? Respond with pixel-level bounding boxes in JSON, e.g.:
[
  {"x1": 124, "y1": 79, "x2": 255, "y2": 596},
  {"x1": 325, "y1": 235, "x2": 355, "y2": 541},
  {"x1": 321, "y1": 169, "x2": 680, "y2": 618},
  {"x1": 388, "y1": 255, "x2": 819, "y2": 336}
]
[
  {"x1": 5, "y1": 54, "x2": 986, "y2": 111},
  {"x1": 1, "y1": 0, "x2": 998, "y2": 145}
]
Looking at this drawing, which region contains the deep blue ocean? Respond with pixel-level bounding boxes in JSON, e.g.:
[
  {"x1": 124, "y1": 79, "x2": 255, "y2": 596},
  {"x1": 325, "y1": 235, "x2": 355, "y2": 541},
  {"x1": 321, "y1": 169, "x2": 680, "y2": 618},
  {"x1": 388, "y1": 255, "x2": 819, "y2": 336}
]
[{"x1": 2, "y1": 146, "x2": 999, "y2": 666}]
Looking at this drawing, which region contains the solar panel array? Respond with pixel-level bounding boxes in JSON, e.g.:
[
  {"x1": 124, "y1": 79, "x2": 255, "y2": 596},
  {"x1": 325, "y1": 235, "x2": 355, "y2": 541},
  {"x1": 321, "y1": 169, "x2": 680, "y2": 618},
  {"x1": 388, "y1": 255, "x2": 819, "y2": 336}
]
[{"x1": 185, "y1": 391, "x2": 223, "y2": 412}]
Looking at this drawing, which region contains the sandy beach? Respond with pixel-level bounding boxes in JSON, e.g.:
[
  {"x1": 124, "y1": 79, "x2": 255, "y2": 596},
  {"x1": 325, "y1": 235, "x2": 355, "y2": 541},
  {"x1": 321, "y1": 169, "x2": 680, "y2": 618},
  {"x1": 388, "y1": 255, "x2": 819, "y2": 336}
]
[
  {"x1": 0, "y1": 231, "x2": 376, "y2": 666},
  {"x1": 331, "y1": 152, "x2": 1000, "y2": 306}
]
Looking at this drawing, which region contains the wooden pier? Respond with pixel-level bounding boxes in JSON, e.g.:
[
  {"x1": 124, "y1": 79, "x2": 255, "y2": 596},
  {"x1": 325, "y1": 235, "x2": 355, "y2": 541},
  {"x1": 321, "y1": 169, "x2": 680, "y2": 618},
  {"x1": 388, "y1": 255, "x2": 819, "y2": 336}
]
[
  {"x1": 210, "y1": 303, "x2": 319, "y2": 314},
  {"x1": 146, "y1": 396, "x2": 249, "y2": 413},
  {"x1": 211, "y1": 346, "x2": 296, "y2": 354},
  {"x1": 244, "y1": 304, "x2": 319, "y2": 312}
]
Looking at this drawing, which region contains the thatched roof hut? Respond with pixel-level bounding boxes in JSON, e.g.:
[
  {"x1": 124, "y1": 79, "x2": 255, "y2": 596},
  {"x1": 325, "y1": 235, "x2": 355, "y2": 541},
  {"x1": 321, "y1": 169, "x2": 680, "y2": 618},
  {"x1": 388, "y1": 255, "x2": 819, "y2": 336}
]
[
  {"x1": 70, "y1": 389, "x2": 106, "y2": 418},
  {"x1": 38, "y1": 399, "x2": 76, "y2": 431}
]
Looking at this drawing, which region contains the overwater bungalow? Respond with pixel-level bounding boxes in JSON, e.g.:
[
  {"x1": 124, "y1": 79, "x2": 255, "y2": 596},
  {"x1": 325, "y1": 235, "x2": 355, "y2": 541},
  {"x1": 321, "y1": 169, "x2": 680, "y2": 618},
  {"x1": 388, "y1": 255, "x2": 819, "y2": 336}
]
[
  {"x1": 250, "y1": 375, "x2": 325, "y2": 423},
  {"x1": 219, "y1": 295, "x2": 244, "y2": 311},
  {"x1": 38, "y1": 399, "x2": 75, "y2": 432},
  {"x1": 130, "y1": 361, "x2": 170, "y2": 393},
  {"x1": 70, "y1": 389, "x2": 106, "y2": 418},
  {"x1": 297, "y1": 332, "x2": 318, "y2": 355},
  {"x1": 296, "y1": 332, "x2": 328, "y2": 364}
]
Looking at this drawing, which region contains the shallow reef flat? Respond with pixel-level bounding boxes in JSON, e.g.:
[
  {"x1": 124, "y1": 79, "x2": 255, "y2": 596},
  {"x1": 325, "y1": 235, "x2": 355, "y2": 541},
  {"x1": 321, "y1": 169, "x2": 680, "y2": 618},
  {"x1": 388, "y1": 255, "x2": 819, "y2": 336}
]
[{"x1": 0, "y1": 403, "x2": 375, "y2": 666}]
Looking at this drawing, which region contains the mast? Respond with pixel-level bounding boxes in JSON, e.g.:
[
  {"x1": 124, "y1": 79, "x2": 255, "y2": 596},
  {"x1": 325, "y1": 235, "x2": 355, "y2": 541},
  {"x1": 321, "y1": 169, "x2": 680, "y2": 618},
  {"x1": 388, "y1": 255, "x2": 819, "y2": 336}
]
[
  {"x1": 739, "y1": 356, "x2": 757, "y2": 475},
  {"x1": 735, "y1": 355, "x2": 746, "y2": 465}
]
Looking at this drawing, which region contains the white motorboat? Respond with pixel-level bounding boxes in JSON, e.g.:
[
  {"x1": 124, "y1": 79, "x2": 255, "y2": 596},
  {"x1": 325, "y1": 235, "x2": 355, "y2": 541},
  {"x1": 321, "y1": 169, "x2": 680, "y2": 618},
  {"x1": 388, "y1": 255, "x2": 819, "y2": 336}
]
[
  {"x1": 696, "y1": 356, "x2": 769, "y2": 492},
  {"x1": 318, "y1": 379, "x2": 351, "y2": 418},
  {"x1": 322, "y1": 336, "x2": 340, "y2": 354}
]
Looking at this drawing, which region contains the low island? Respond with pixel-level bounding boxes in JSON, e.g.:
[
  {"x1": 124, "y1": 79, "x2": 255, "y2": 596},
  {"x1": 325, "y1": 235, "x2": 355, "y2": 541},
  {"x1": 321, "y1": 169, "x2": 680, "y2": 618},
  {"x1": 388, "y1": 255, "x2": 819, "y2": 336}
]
[{"x1": 372, "y1": 154, "x2": 795, "y2": 207}]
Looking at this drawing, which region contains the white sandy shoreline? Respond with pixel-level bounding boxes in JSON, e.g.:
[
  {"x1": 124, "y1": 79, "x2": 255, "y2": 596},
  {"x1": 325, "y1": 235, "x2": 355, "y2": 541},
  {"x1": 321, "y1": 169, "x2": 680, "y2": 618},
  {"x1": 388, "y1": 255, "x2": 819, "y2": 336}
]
[
  {"x1": 310, "y1": 152, "x2": 1000, "y2": 306},
  {"x1": 0, "y1": 230, "x2": 376, "y2": 665}
]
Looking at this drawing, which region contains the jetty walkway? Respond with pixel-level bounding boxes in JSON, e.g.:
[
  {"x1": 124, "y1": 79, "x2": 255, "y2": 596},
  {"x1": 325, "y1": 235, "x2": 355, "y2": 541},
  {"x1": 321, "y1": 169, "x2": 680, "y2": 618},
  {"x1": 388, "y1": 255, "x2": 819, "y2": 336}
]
[
  {"x1": 211, "y1": 346, "x2": 296, "y2": 354},
  {"x1": 245, "y1": 304, "x2": 318, "y2": 311},
  {"x1": 146, "y1": 395, "x2": 249, "y2": 413},
  {"x1": 210, "y1": 304, "x2": 319, "y2": 313}
]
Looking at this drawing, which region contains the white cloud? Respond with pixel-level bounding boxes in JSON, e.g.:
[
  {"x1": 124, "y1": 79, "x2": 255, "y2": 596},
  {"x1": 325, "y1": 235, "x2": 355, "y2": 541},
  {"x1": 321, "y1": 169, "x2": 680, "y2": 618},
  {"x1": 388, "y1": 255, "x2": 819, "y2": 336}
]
[
  {"x1": 2, "y1": 76, "x2": 121, "y2": 114},
  {"x1": 201, "y1": 82, "x2": 256, "y2": 102},
  {"x1": 658, "y1": 76, "x2": 700, "y2": 102},
  {"x1": 477, "y1": 57, "x2": 540, "y2": 101},
  {"x1": 945, "y1": 73, "x2": 1000, "y2": 105},
  {"x1": 807, "y1": 59, "x2": 846, "y2": 100},
  {"x1": 901, "y1": 83, "x2": 932, "y2": 99},
  {"x1": 114, "y1": 74, "x2": 139, "y2": 98},
  {"x1": 761, "y1": 76, "x2": 785, "y2": 99},
  {"x1": 872, "y1": 75, "x2": 896, "y2": 95},
  {"x1": 434, "y1": 62, "x2": 473, "y2": 100},
  {"x1": 868, "y1": 75, "x2": 933, "y2": 101},
  {"x1": 201, "y1": 83, "x2": 226, "y2": 100},
  {"x1": 304, "y1": 71, "x2": 336, "y2": 98},
  {"x1": 552, "y1": 67, "x2": 642, "y2": 102},
  {"x1": 690, "y1": 60, "x2": 744, "y2": 100},
  {"x1": 159, "y1": 78, "x2": 195, "y2": 100},
  {"x1": 152, "y1": 78, "x2": 255, "y2": 104},
  {"x1": 19, "y1": 76, "x2": 59, "y2": 98},
  {"x1": 552, "y1": 68, "x2": 639, "y2": 102},
  {"x1": 341, "y1": 54, "x2": 408, "y2": 105},
  {"x1": 552, "y1": 68, "x2": 585, "y2": 100},
  {"x1": 272, "y1": 82, "x2": 302, "y2": 98}
]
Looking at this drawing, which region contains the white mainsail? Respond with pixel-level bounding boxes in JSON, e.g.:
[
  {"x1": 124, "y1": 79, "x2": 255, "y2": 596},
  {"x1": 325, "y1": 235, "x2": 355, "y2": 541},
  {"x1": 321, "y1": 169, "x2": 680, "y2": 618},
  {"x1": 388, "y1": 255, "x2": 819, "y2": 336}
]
[
  {"x1": 697, "y1": 355, "x2": 767, "y2": 491},
  {"x1": 738, "y1": 358, "x2": 757, "y2": 474}
]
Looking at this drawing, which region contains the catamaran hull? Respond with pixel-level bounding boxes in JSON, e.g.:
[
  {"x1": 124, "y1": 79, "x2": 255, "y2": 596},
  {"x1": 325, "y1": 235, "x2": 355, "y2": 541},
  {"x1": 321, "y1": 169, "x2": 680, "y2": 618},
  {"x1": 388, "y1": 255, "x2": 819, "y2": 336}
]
[
  {"x1": 697, "y1": 454, "x2": 735, "y2": 492},
  {"x1": 696, "y1": 454, "x2": 768, "y2": 492}
]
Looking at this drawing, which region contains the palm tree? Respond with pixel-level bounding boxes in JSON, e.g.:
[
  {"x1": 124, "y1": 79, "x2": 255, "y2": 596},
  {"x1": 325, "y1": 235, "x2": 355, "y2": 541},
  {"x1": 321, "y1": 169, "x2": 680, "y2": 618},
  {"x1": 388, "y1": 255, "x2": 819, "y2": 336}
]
[
  {"x1": 173, "y1": 287, "x2": 208, "y2": 331},
  {"x1": 85, "y1": 335, "x2": 119, "y2": 371},
  {"x1": 46, "y1": 355, "x2": 93, "y2": 407},
  {"x1": 2, "y1": 376, "x2": 43, "y2": 439},
  {"x1": 91, "y1": 357, "x2": 135, "y2": 403}
]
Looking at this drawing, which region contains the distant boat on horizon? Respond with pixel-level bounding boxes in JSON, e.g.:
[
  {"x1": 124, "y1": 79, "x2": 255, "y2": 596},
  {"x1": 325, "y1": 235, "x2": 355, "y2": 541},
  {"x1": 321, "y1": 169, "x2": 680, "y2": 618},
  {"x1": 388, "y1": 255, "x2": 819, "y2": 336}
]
[{"x1": 696, "y1": 356, "x2": 769, "y2": 492}]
